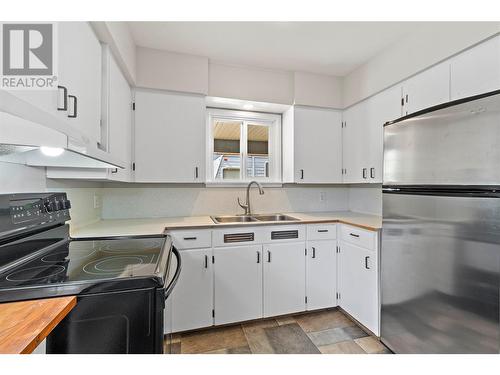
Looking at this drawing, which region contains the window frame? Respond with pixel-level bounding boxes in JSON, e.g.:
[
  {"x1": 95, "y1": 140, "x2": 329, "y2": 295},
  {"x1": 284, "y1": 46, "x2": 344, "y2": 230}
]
[{"x1": 206, "y1": 108, "x2": 282, "y2": 185}]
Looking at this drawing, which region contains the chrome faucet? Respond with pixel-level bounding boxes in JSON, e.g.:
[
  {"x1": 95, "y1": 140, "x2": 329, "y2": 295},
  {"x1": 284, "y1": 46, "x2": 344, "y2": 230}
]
[{"x1": 237, "y1": 181, "x2": 265, "y2": 216}]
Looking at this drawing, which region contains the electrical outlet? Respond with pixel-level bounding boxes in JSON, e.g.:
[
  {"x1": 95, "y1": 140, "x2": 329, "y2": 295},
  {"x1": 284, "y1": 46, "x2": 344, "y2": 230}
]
[
  {"x1": 93, "y1": 194, "x2": 101, "y2": 209},
  {"x1": 319, "y1": 191, "x2": 327, "y2": 202}
]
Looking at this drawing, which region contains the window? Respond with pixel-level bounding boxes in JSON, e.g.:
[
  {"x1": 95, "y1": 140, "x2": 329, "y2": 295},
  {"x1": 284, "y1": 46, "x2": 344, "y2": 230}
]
[{"x1": 207, "y1": 108, "x2": 281, "y2": 183}]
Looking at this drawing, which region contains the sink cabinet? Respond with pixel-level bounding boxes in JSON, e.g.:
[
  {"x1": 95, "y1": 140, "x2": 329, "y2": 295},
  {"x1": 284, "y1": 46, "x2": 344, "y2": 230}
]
[{"x1": 168, "y1": 222, "x2": 379, "y2": 335}]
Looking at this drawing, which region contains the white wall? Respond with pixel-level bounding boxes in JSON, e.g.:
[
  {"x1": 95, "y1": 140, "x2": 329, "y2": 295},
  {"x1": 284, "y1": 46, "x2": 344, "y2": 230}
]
[
  {"x1": 294, "y1": 71, "x2": 343, "y2": 109},
  {"x1": 342, "y1": 22, "x2": 500, "y2": 107},
  {"x1": 208, "y1": 62, "x2": 294, "y2": 105},
  {"x1": 348, "y1": 186, "x2": 382, "y2": 215},
  {"x1": 136, "y1": 47, "x2": 209, "y2": 95},
  {"x1": 101, "y1": 185, "x2": 349, "y2": 219}
]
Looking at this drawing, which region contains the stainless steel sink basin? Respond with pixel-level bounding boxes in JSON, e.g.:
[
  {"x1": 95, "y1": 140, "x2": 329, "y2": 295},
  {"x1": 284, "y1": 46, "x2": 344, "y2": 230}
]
[
  {"x1": 211, "y1": 215, "x2": 258, "y2": 224},
  {"x1": 254, "y1": 214, "x2": 299, "y2": 222}
]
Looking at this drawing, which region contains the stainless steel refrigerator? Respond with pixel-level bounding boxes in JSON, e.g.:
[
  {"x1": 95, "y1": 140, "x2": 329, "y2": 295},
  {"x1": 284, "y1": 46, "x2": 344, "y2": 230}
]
[{"x1": 381, "y1": 90, "x2": 500, "y2": 354}]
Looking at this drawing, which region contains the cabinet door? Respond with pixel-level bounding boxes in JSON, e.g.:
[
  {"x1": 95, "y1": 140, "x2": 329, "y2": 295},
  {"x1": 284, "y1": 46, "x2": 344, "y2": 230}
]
[
  {"x1": 306, "y1": 240, "x2": 337, "y2": 310},
  {"x1": 402, "y1": 62, "x2": 450, "y2": 115},
  {"x1": 106, "y1": 48, "x2": 132, "y2": 182},
  {"x1": 58, "y1": 22, "x2": 102, "y2": 144},
  {"x1": 364, "y1": 85, "x2": 402, "y2": 183},
  {"x1": 214, "y1": 245, "x2": 262, "y2": 325},
  {"x1": 134, "y1": 90, "x2": 205, "y2": 183},
  {"x1": 171, "y1": 248, "x2": 214, "y2": 332},
  {"x1": 342, "y1": 102, "x2": 368, "y2": 183},
  {"x1": 338, "y1": 241, "x2": 378, "y2": 335},
  {"x1": 450, "y1": 36, "x2": 500, "y2": 100},
  {"x1": 294, "y1": 107, "x2": 342, "y2": 183},
  {"x1": 263, "y1": 242, "x2": 306, "y2": 317}
]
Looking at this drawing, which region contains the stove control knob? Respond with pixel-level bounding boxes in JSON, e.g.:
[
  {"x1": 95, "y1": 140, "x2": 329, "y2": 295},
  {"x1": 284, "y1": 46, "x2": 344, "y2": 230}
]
[
  {"x1": 62, "y1": 200, "x2": 71, "y2": 210},
  {"x1": 44, "y1": 201, "x2": 56, "y2": 212}
]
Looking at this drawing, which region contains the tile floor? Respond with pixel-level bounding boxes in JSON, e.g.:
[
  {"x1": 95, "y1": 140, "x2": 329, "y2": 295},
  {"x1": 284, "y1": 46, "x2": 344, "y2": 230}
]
[{"x1": 165, "y1": 307, "x2": 392, "y2": 354}]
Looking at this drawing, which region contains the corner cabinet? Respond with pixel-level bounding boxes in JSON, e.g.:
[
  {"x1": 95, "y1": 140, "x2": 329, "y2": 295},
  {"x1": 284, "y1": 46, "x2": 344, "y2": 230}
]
[
  {"x1": 283, "y1": 106, "x2": 342, "y2": 183},
  {"x1": 338, "y1": 225, "x2": 379, "y2": 336},
  {"x1": 133, "y1": 89, "x2": 206, "y2": 183},
  {"x1": 342, "y1": 85, "x2": 402, "y2": 183}
]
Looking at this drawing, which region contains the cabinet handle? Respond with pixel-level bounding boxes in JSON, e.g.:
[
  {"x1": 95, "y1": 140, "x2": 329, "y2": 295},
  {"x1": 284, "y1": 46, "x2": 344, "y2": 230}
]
[
  {"x1": 362, "y1": 168, "x2": 367, "y2": 179},
  {"x1": 267, "y1": 250, "x2": 271, "y2": 263},
  {"x1": 57, "y1": 85, "x2": 68, "y2": 111},
  {"x1": 204, "y1": 255, "x2": 208, "y2": 269},
  {"x1": 257, "y1": 251, "x2": 260, "y2": 264},
  {"x1": 370, "y1": 168, "x2": 375, "y2": 179},
  {"x1": 317, "y1": 229, "x2": 328, "y2": 233},
  {"x1": 68, "y1": 95, "x2": 77, "y2": 118},
  {"x1": 195, "y1": 166, "x2": 199, "y2": 179},
  {"x1": 365, "y1": 256, "x2": 370, "y2": 269},
  {"x1": 183, "y1": 237, "x2": 197, "y2": 240},
  {"x1": 312, "y1": 247, "x2": 316, "y2": 259},
  {"x1": 300, "y1": 169, "x2": 304, "y2": 180},
  {"x1": 111, "y1": 168, "x2": 118, "y2": 174},
  {"x1": 405, "y1": 94, "x2": 408, "y2": 103},
  {"x1": 349, "y1": 233, "x2": 360, "y2": 238}
]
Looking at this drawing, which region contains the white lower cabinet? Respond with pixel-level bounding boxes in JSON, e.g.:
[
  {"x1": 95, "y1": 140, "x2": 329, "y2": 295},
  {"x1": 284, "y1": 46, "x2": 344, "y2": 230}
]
[
  {"x1": 171, "y1": 248, "x2": 213, "y2": 333},
  {"x1": 263, "y1": 242, "x2": 306, "y2": 317},
  {"x1": 338, "y1": 239, "x2": 379, "y2": 335},
  {"x1": 214, "y1": 245, "x2": 263, "y2": 325},
  {"x1": 306, "y1": 240, "x2": 337, "y2": 310}
]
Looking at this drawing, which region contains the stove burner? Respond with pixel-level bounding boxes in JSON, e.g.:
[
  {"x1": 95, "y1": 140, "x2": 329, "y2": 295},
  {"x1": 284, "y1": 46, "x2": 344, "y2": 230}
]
[
  {"x1": 41, "y1": 250, "x2": 96, "y2": 263},
  {"x1": 6, "y1": 265, "x2": 66, "y2": 282},
  {"x1": 101, "y1": 240, "x2": 162, "y2": 254},
  {"x1": 83, "y1": 255, "x2": 151, "y2": 275}
]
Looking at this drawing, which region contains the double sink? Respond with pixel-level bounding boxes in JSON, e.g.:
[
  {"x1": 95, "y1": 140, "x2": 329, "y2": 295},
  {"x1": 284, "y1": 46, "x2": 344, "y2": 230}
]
[{"x1": 211, "y1": 214, "x2": 299, "y2": 224}]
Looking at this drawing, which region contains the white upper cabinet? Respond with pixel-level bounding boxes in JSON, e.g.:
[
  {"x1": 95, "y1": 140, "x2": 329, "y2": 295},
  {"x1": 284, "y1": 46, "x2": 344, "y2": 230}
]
[
  {"x1": 58, "y1": 22, "x2": 102, "y2": 145},
  {"x1": 364, "y1": 85, "x2": 402, "y2": 182},
  {"x1": 450, "y1": 36, "x2": 500, "y2": 100},
  {"x1": 285, "y1": 106, "x2": 342, "y2": 183},
  {"x1": 104, "y1": 47, "x2": 132, "y2": 181},
  {"x1": 342, "y1": 102, "x2": 368, "y2": 183},
  {"x1": 401, "y1": 61, "x2": 450, "y2": 115},
  {"x1": 133, "y1": 89, "x2": 206, "y2": 183}
]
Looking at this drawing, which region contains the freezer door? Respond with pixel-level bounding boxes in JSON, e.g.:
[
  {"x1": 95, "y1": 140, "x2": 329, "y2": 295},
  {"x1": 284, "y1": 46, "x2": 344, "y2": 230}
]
[
  {"x1": 381, "y1": 191, "x2": 500, "y2": 353},
  {"x1": 383, "y1": 92, "x2": 500, "y2": 185}
]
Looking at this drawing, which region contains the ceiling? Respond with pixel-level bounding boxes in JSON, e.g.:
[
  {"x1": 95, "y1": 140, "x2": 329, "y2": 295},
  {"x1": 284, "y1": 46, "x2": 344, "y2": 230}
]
[{"x1": 128, "y1": 22, "x2": 425, "y2": 76}]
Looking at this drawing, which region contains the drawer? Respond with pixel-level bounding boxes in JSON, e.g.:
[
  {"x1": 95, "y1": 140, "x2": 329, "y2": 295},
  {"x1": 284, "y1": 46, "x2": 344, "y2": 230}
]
[
  {"x1": 262, "y1": 225, "x2": 305, "y2": 243},
  {"x1": 169, "y1": 230, "x2": 212, "y2": 249},
  {"x1": 340, "y1": 224, "x2": 377, "y2": 250},
  {"x1": 213, "y1": 227, "x2": 265, "y2": 247},
  {"x1": 306, "y1": 224, "x2": 337, "y2": 241}
]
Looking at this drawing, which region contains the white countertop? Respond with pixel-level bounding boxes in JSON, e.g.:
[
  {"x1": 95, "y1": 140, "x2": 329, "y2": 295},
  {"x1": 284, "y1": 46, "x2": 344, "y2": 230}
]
[{"x1": 71, "y1": 211, "x2": 382, "y2": 238}]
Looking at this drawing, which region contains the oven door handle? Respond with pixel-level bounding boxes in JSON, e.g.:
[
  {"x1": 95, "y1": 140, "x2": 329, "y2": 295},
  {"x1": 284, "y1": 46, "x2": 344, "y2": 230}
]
[{"x1": 164, "y1": 247, "x2": 181, "y2": 299}]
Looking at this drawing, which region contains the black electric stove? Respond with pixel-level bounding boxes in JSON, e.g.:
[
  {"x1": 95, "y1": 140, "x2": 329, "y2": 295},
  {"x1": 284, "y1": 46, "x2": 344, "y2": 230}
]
[{"x1": 0, "y1": 192, "x2": 181, "y2": 354}]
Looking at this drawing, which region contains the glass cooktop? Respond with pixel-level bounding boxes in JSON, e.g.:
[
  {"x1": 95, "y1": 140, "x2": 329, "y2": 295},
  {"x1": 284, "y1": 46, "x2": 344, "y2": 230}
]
[{"x1": 0, "y1": 237, "x2": 166, "y2": 289}]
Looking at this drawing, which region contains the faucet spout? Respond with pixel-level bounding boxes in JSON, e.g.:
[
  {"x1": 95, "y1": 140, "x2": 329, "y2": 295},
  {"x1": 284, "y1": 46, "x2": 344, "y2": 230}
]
[{"x1": 238, "y1": 181, "x2": 265, "y2": 216}]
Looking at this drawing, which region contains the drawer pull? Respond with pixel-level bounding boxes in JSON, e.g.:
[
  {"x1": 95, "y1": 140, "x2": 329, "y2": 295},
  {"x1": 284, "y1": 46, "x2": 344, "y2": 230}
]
[
  {"x1": 183, "y1": 237, "x2": 197, "y2": 240},
  {"x1": 317, "y1": 229, "x2": 329, "y2": 233},
  {"x1": 349, "y1": 233, "x2": 360, "y2": 238}
]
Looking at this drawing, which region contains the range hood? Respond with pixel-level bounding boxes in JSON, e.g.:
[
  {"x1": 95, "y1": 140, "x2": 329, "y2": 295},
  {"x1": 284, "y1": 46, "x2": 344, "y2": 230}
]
[{"x1": 0, "y1": 90, "x2": 124, "y2": 169}]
